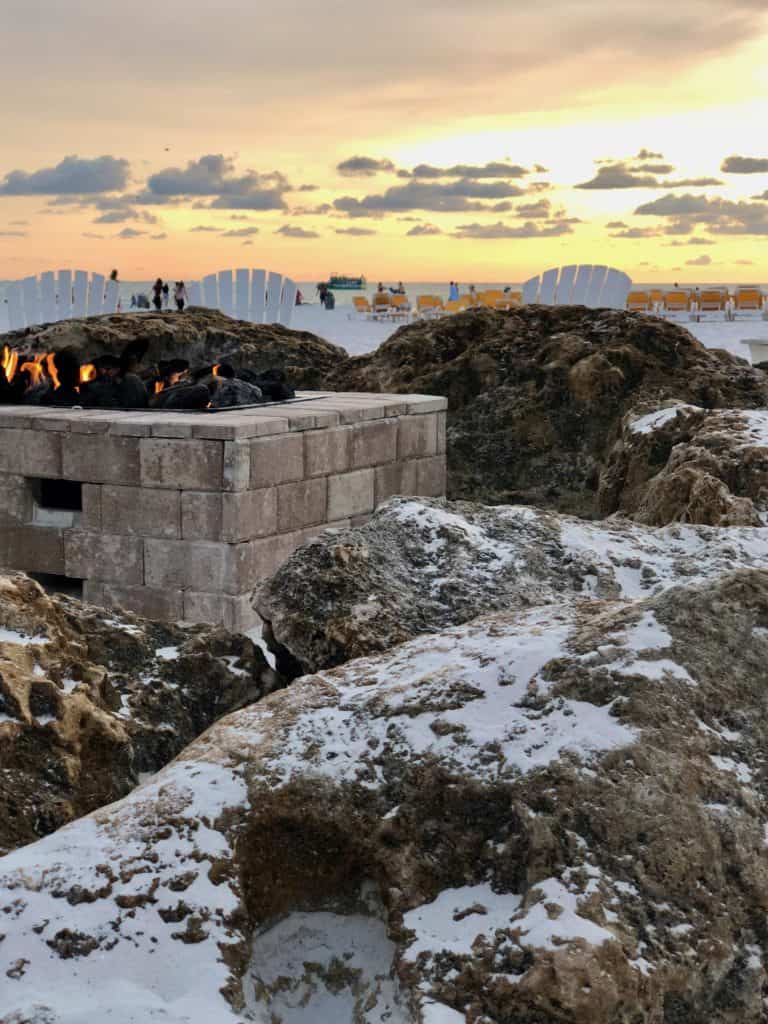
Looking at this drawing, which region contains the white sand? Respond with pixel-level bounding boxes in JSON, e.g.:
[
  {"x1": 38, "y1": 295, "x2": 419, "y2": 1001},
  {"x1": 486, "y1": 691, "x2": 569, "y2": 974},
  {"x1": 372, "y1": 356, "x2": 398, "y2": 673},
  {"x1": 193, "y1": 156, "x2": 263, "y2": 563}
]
[{"x1": 291, "y1": 304, "x2": 768, "y2": 363}]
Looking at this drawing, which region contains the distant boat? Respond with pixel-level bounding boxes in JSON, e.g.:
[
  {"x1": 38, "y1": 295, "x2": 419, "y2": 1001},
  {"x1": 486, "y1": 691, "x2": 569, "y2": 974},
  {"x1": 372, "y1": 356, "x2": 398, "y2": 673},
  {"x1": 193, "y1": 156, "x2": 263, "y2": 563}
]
[{"x1": 328, "y1": 273, "x2": 366, "y2": 290}]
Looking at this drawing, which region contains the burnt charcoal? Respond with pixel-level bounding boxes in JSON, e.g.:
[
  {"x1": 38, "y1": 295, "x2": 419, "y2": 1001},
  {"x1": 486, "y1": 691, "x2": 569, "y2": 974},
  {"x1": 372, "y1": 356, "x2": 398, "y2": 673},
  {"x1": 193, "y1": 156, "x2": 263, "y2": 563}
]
[
  {"x1": 215, "y1": 363, "x2": 236, "y2": 379},
  {"x1": 119, "y1": 338, "x2": 149, "y2": 374},
  {"x1": 47, "y1": 387, "x2": 81, "y2": 407},
  {"x1": 237, "y1": 366, "x2": 295, "y2": 401},
  {"x1": 23, "y1": 382, "x2": 54, "y2": 406},
  {"x1": 114, "y1": 373, "x2": 149, "y2": 409},
  {"x1": 209, "y1": 378, "x2": 263, "y2": 408},
  {"x1": 53, "y1": 350, "x2": 81, "y2": 392},
  {"x1": 80, "y1": 379, "x2": 121, "y2": 408},
  {"x1": 152, "y1": 383, "x2": 210, "y2": 410}
]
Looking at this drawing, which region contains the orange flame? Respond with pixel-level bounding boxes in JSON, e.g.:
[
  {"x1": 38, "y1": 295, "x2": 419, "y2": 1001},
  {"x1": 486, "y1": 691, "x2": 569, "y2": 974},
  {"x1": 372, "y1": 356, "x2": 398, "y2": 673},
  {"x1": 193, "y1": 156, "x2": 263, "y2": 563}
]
[
  {"x1": 80, "y1": 364, "x2": 96, "y2": 384},
  {"x1": 2, "y1": 346, "x2": 97, "y2": 394},
  {"x1": 2, "y1": 345, "x2": 18, "y2": 383},
  {"x1": 19, "y1": 355, "x2": 47, "y2": 387}
]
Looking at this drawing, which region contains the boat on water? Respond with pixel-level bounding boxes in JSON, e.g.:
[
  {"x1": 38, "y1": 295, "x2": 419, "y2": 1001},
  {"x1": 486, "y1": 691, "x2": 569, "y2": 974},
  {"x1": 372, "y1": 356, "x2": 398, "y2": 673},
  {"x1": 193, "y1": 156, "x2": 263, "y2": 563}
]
[{"x1": 327, "y1": 273, "x2": 366, "y2": 290}]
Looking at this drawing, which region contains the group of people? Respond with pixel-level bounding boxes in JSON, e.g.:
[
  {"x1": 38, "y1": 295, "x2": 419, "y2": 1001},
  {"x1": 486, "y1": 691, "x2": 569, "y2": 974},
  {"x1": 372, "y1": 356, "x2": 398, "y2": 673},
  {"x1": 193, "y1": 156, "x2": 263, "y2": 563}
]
[{"x1": 152, "y1": 279, "x2": 188, "y2": 312}]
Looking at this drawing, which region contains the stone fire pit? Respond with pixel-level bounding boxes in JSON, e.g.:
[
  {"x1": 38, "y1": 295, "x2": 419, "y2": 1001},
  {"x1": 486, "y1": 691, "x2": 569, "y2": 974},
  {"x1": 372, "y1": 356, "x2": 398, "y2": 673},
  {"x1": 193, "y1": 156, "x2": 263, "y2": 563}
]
[{"x1": 0, "y1": 392, "x2": 446, "y2": 630}]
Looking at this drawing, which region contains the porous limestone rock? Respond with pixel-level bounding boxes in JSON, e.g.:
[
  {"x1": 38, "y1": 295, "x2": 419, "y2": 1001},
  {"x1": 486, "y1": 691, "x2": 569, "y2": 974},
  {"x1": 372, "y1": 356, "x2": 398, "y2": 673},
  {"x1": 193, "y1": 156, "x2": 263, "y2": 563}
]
[
  {"x1": 2, "y1": 307, "x2": 348, "y2": 389},
  {"x1": 599, "y1": 403, "x2": 768, "y2": 526},
  {"x1": 3, "y1": 571, "x2": 768, "y2": 1022},
  {"x1": 0, "y1": 572, "x2": 279, "y2": 854},
  {"x1": 257, "y1": 495, "x2": 768, "y2": 674},
  {"x1": 324, "y1": 306, "x2": 767, "y2": 513}
]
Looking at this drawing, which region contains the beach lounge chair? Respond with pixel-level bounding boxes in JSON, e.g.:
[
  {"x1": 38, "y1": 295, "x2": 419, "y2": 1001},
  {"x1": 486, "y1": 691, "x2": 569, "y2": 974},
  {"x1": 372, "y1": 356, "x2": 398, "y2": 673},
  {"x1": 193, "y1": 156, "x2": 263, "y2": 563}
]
[
  {"x1": 478, "y1": 289, "x2": 506, "y2": 308},
  {"x1": 553, "y1": 265, "x2": 577, "y2": 305},
  {"x1": 691, "y1": 288, "x2": 728, "y2": 321},
  {"x1": 648, "y1": 289, "x2": 664, "y2": 314},
  {"x1": 416, "y1": 295, "x2": 444, "y2": 319},
  {"x1": 732, "y1": 286, "x2": 764, "y2": 320},
  {"x1": 350, "y1": 296, "x2": 373, "y2": 320},
  {"x1": 497, "y1": 291, "x2": 522, "y2": 309},
  {"x1": 389, "y1": 294, "x2": 411, "y2": 320},
  {"x1": 662, "y1": 290, "x2": 691, "y2": 318},
  {"x1": 372, "y1": 292, "x2": 391, "y2": 319},
  {"x1": 626, "y1": 291, "x2": 651, "y2": 312}
]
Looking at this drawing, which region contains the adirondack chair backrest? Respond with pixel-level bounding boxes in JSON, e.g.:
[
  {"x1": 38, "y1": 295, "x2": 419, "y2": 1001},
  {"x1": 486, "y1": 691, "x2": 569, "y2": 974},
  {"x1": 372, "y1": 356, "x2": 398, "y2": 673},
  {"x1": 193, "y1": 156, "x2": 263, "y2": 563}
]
[
  {"x1": 2, "y1": 267, "x2": 297, "y2": 333},
  {"x1": 522, "y1": 265, "x2": 632, "y2": 310}
]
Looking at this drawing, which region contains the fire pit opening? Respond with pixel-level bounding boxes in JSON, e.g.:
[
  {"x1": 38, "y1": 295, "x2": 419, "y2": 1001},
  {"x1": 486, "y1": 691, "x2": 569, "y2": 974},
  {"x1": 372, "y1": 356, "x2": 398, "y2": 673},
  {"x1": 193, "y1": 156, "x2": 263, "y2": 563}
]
[
  {"x1": 31, "y1": 478, "x2": 83, "y2": 513},
  {"x1": 28, "y1": 572, "x2": 84, "y2": 600}
]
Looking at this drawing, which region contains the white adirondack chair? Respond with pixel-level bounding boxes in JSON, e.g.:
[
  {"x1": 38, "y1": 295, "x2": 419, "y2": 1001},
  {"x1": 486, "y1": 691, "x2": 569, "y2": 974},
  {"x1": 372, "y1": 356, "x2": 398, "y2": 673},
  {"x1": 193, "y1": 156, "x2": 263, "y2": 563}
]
[{"x1": 522, "y1": 264, "x2": 632, "y2": 310}]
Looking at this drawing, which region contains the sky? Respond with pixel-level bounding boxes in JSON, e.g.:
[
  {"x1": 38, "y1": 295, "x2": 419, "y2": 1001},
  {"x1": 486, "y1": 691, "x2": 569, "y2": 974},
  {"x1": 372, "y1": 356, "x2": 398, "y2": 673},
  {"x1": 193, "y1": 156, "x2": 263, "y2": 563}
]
[{"x1": 1, "y1": 0, "x2": 767, "y2": 283}]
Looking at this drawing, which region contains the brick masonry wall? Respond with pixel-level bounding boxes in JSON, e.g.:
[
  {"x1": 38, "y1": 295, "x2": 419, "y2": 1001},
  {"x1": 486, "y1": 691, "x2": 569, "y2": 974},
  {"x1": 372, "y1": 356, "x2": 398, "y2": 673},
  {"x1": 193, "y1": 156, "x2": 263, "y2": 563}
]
[{"x1": 0, "y1": 393, "x2": 446, "y2": 631}]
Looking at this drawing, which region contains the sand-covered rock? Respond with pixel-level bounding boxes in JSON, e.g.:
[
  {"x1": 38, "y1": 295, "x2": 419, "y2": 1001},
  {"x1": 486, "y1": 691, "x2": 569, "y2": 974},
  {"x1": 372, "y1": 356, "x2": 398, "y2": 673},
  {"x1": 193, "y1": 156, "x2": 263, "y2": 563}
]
[
  {"x1": 257, "y1": 496, "x2": 768, "y2": 674},
  {"x1": 0, "y1": 572, "x2": 279, "y2": 854},
  {"x1": 3, "y1": 570, "x2": 768, "y2": 1022},
  {"x1": 324, "y1": 307, "x2": 768, "y2": 513},
  {"x1": 2, "y1": 307, "x2": 348, "y2": 388},
  {"x1": 599, "y1": 403, "x2": 768, "y2": 526}
]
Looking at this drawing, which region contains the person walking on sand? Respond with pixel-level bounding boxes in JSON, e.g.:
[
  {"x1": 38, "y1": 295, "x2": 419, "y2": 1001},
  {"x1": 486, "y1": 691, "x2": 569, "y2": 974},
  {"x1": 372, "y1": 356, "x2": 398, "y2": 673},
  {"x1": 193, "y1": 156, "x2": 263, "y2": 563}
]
[
  {"x1": 174, "y1": 281, "x2": 188, "y2": 312},
  {"x1": 152, "y1": 278, "x2": 164, "y2": 311}
]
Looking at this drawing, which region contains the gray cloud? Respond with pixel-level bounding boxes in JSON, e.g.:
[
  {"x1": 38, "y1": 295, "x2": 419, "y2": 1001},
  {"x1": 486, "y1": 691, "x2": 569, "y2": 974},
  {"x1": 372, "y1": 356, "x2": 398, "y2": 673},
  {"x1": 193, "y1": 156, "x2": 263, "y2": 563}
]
[
  {"x1": 0, "y1": 229, "x2": 27, "y2": 237},
  {"x1": 666, "y1": 237, "x2": 714, "y2": 246},
  {"x1": 290, "y1": 203, "x2": 333, "y2": 215},
  {"x1": 335, "y1": 179, "x2": 525, "y2": 216},
  {"x1": 686, "y1": 254, "x2": 712, "y2": 265},
  {"x1": 605, "y1": 220, "x2": 628, "y2": 228},
  {"x1": 609, "y1": 226, "x2": 661, "y2": 238},
  {"x1": 636, "y1": 149, "x2": 664, "y2": 160},
  {"x1": 221, "y1": 226, "x2": 260, "y2": 237},
  {"x1": 150, "y1": 232, "x2": 168, "y2": 240},
  {"x1": 634, "y1": 162, "x2": 674, "y2": 174},
  {"x1": 0, "y1": 155, "x2": 130, "y2": 195},
  {"x1": 514, "y1": 199, "x2": 551, "y2": 219},
  {"x1": 334, "y1": 226, "x2": 377, "y2": 235},
  {"x1": 451, "y1": 219, "x2": 574, "y2": 239},
  {"x1": 275, "y1": 224, "x2": 320, "y2": 238},
  {"x1": 93, "y1": 207, "x2": 159, "y2": 225},
  {"x1": 635, "y1": 192, "x2": 768, "y2": 233},
  {"x1": 116, "y1": 227, "x2": 146, "y2": 238},
  {"x1": 189, "y1": 225, "x2": 220, "y2": 232},
  {"x1": 82, "y1": 232, "x2": 105, "y2": 239},
  {"x1": 406, "y1": 223, "x2": 442, "y2": 236},
  {"x1": 146, "y1": 154, "x2": 288, "y2": 210},
  {"x1": 721, "y1": 155, "x2": 768, "y2": 173},
  {"x1": 576, "y1": 164, "x2": 664, "y2": 189},
  {"x1": 406, "y1": 161, "x2": 529, "y2": 179},
  {"x1": 298, "y1": 184, "x2": 318, "y2": 192},
  {"x1": 337, "y1": 156, "x2": 396, "y2": 177}
]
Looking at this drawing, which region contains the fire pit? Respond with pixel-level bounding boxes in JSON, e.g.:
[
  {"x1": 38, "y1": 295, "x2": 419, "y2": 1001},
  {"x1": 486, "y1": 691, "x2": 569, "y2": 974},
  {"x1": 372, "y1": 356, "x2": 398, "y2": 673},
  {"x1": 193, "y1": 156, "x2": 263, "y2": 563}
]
[{"x1": 0, "y1": 393, "x2": 446, "y2": 630}]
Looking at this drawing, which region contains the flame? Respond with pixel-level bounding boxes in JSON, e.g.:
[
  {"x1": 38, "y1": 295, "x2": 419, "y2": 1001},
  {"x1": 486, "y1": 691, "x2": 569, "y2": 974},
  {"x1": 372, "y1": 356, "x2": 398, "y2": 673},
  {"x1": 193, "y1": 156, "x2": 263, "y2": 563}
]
[
  {"x1": 212, "y1": 363, "x2": 221, "y2": 376},
  {"x1": 2, "y1": 346, "x2": 97, "y2": 394},
  {"x1": 2, "y1": 345, "x2": 18, "y2": 383},
  {"x1": 154, "y1": 371, "x2": 181, "y2": 396}
]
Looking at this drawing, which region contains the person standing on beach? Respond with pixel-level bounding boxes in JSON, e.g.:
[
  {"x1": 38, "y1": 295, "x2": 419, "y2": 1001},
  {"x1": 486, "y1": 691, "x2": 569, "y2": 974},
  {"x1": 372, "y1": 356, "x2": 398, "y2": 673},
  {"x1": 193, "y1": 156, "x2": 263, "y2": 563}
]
[
  {"x1": 152, "y1": 278, "x2": 164, "y2": 311},
  {"x1": 162, "y1": 282, "x2": 170, "y2": 309},
  {"x1": 174, "y1": 281, "x2": 188, "y2": 311},
  {"x1": 449, "y1": 281, "x2": 459, "y2": 301},
  {"x1": 468, "y1": 284, "x2": 477, "y2": 305}
]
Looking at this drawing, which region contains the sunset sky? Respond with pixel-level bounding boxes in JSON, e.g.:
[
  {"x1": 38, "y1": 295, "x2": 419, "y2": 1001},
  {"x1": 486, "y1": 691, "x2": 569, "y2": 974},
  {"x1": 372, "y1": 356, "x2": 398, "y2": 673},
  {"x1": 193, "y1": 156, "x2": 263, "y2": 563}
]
[{"x1": 1, "y1": 0, "x2": 767, "y2": 283}]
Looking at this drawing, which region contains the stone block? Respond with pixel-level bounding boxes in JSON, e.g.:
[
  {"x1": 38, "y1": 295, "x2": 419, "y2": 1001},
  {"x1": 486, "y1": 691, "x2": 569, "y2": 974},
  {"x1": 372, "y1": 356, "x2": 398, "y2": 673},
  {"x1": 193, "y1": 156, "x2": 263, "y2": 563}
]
[
  {"x1": 413, "y1": 456, "x2": 447, "y2": 498},
  {"x1": 140, "y1": 438, "x2": 223, "y2": 491},
  {"x1": 81, "y1": 484, "x2": 102, "y2": 531},
  {"x1": 69, "y1": 414, "x2": 114, "y2": 435},
  {"x1": 398, "y1": 414, "x2": 439, "y2": 460},
  {"x1": 102, "y1": 485, "x2": 180, "y2": 539},
  {"x1": 181, "y1": 491, "x2": 222, "y2": 541},
  {"x1": 102, "y1": 583, "x2": 184, "y2": 622},
  {"x1": 327, "y1": 469, "x2": 375, "y2": 520},
  {"x1": 0, "y1": 428, "x2": 62, "y2": 478},
  {"x1": 250, "y1": 433, "x2": 304, "y2": 490},
  {"x1": 109, "y1": 415, "x2": 157, "y2": 437},
  {"x1": 277, "y1": 478, "x2": 327, "y2": 533},
  {"x1": 62, "y1": 434, "x2": 140, "y2": 485},
  {"x1": 374, "y1": 461, "x2": 420, "y2": 505},
  {"x1": 82, "y1": 580, "x2": 105, "y2": 606},
  {"x1": 350, "y1": 419, "x2": 398, "y2": 469},
  {"x1": 144, "y1": 538, "x2": 227, "y2": 591},
  {"x1": 436, "y1": 412, "x2": 447, "y2": 454},
  {"x1": 223, "y1": 441, "x2": 250, "y2": 492},
  {"x1": 222, "y1": 488, "x2": 277, "y2": 542},
  {"x1": 0, "y1": 473, "x2": 33, "y2": 525},
  {"x1": 305, "y1": 426, "x2": 351, "y2": 478},
  {"x1": 182, "y1": 591, "x2": 258, "y2": 632},
  {"x1": 402, "y1": 395, "x2": 448, "y2": 414},
  {"x1": 64, "y1": 531, "x2": 144, "y2": 585},
  {"x1": 0, "y1": 526, "x2": 64, "y2": 574},
  {"x1": 191, "y1": 416, "x2": 289, "y2": 441},
  {"x1": 350, "y1": 513, "x2": 371, "y2": 528}
]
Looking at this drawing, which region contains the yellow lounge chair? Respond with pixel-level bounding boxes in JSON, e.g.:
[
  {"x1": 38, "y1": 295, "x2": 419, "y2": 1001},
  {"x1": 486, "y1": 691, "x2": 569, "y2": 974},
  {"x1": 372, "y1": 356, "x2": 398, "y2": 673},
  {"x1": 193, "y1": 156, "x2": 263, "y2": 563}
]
[
  {"x1": 389, "y1": 293, "x2": 411, "y2": 319},
  {"x1": 733, "y1": 286, "x2": 763, "y2": 318},
  {"x1": 352, "y1": 296, "x2": 373, "y2": 318},
  {"x1": 416, "y1": 295, "x2": 444, "y2": 319},
  {"x1": 372, "y1": 291, "x2": 391, "y2": 319},
  {"x1": 663, "y1": 290, "x2": 691, "y2": 317},
  {"x1": 496, "y1": 291, "x2": 522, "y2": 309},
  {"x1": 626, "y1": 291, "x2": 650, "y2": 312}
]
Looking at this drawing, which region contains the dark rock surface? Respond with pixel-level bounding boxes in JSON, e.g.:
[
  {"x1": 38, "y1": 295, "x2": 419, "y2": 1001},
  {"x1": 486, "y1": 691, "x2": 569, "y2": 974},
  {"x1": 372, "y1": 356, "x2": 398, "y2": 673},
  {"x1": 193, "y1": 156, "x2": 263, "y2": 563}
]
[
  {"x1": 0, "y1": 572, "x2": 280, "y2": 854},
  {"x1": 2, "y1": 307, "x2": 348, "y2": 390},
  {"x1": 257, "y1": 495, "x2": 768, "y2": 674},
  {"x1": 324, "y1": 306, "x2": 768, "y2": 514}
]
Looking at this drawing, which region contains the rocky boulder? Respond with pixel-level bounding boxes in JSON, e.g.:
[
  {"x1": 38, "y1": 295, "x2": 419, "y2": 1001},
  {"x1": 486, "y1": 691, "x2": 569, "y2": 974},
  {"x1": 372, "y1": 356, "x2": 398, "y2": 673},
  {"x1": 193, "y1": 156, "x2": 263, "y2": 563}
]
[
  {"x1": 2, "y1": 307, "x2": 348, "y2": 389},
  {"x1": 324, "y1": 306, "x2": 768, "y2": 514},
  {"x1": 598, "y1": 403, "x2": 768, "y2": 526},
  {"x1": 3, "y1": 571, "x2": 768, "y2": 1022},
  {"x1": 0, "y1": 572, "x2": 279, "y2": 854},
  {"x1": 257, "y1": 495, "x2": 768, "y2": 674}
]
